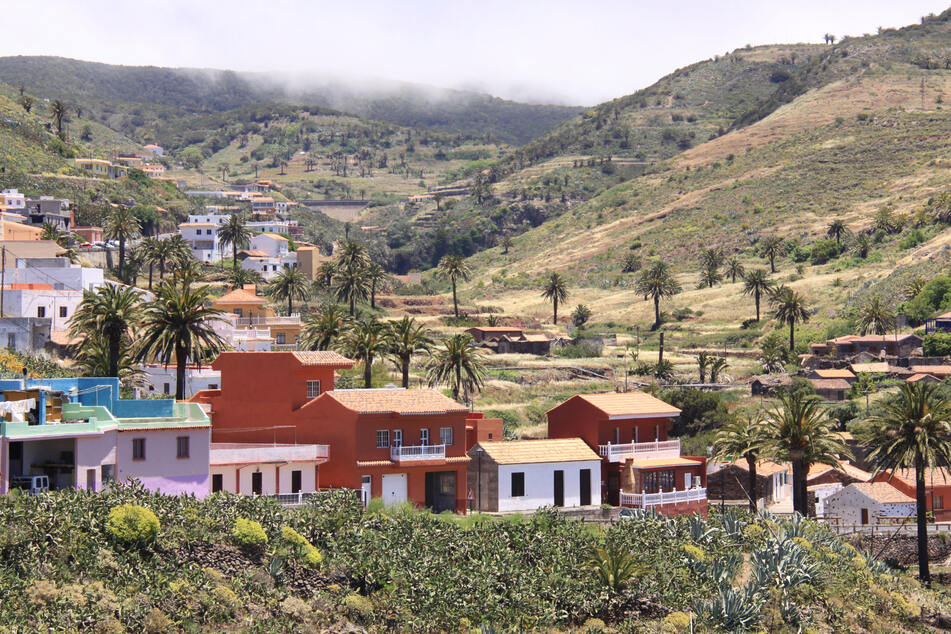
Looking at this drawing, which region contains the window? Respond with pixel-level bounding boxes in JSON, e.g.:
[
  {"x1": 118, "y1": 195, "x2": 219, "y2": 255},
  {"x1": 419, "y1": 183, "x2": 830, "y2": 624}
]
[
  {"x1": 376, "y1": 430, "x2": 390, "y2": 448},
  {"x1": 440, "y1": 427, "x2": 453, "y2": 446},
  {"x1": 163, "y1": 383, "x2": 170, "y2": 395},
  {"x1": 59, "y1": 306, "x2": 67, "y2": 318},
  {"x1": 420, "y1": 428, "x2": 429, "y2": 446},
  {"x1": 208, "y1": 384, "x2": 218, "y2": 390},
  {"x1": 234, "y1": 308, "x2": 243, "y2": 317},
  {"x1": 251, "y1": 471, "x2": 262, "y2": 495},
  {"x1": 511, "y1": 472, "x2": 525, "y2": 497},
  {"x1": 176, "y1": 436, "x2": 190, "y2": 459},
  {"x1": 291, "y1": 470, "x2": 302, "y2": 493},
  {"x1": 306, "y1": 380, "x2": 321, "y2": 398},
  {"x1": 36, "y1": 307, "x2": 45, "y2": 318},
  {"x1": 613, "y1": 427, "x2": 620, "y2": 444},
  {"x1": 212, "y1": 474, "x2": 223, "y2": 493},
  {"x1": 642, "y1": 470, "x2": 676, "y2": 493},
  {"x1": 7, "y1": 333, "x2": 14, "y2": 348},
  {"x1": 936, "y1": 496, "x2": 945, "y2": 510},
  {"x1": 393, "y1": 429, "x2": 402, "y2": 447},
  {"x1": 276, "y1": 333, "x2": 286, "y2": 344},
  {"x1": 132, "y1": 438, "x2": 146, "y2": 461}
]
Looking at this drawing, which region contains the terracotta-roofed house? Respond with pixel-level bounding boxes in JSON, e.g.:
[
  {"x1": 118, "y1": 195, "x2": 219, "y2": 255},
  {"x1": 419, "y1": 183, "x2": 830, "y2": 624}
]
[
  {"x1": 850, "y1": 362, "x2": 890, "y2": 374},
  {"x1": 808, "y1": 378, "x2": 852, "y2": 401},
  {"x1": 872, "y1": 467, "x2": 951, "y2": 521},
  {"x1": 811, "y1": 334, "x2": 923, "y2": 359},
  {"x1": 465, "y1": 326, "x2": 525, "y2": 343},
  {"x1": 909, "y1": 365, "x2": 951, "y2": 379},
  {"x1": 467, "y1": 439, "x2": 601, "y2": 512},
  {"x1": 211, "y1": 284, "x2": 301, "y2": 347},
  {"x1": 823, "y1": 482, "x2": 915, "y2": 525},
  {"x1": 808, "y1": 368, "x2": 856, "y2": 382},
  {"x1": 907, "y1": 373, "x2": 940, "y2": 384}
]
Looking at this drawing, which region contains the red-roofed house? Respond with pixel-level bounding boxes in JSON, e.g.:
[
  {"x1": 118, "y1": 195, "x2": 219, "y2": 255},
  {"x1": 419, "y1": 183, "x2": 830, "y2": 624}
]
[
  {"x1": 872, "y1": 467, "x2": 951, "y2": 521},
  {"x1": 547, "y1": 392, "x2": 707, "y2": 515}
]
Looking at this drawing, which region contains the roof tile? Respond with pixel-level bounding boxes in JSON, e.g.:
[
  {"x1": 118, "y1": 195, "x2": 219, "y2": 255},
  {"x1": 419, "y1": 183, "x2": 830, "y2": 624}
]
[
  {"x1": 571, "y1": 392, "x2": 681, "y2": 418},
  {"x1": 475, "y1": 438, "x2": 599, "y2": 465},
  {"x1": 327, "y1": 388, "x2": 467, "y2": 415}
]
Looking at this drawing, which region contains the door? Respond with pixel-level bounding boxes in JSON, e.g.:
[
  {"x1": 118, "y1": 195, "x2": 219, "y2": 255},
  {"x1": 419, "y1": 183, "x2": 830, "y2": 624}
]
[
  {"x1": 554, "y1": 470, "x2": 565, "y2": 507},
  {"x1": 251, "y1": 472, "x2": 262, "y2": 495},
  {"x1": 861, "y1": 508, "x2": 869, "y2": 525},
  {"x1": 420, "y1": 428, "x2": 429, "y2": 446},
  {"x1": 86, "y1": 468, "x2": 96, "y2": 492},
  {"x1": 361, "y1": 475, "x2": 372, "y2": 506},
  {"x1": 291, "y1": 470, "x2": 302, "y2": 494},
  {"x1": 425, "y1": 471, "x2": 457, "y2": 513},
  {"x1": 212, "y1": 473, "x2": 223, "y2": 493},
  {"x1": 606, "y1": 470, "x2": 620, "y2": 506},
  {"x1": 382, "y1": 473, "x2": 408, "y2": 507},
  {"x1": 580, "y1": 469, "x2": 592, "y2": 506}
]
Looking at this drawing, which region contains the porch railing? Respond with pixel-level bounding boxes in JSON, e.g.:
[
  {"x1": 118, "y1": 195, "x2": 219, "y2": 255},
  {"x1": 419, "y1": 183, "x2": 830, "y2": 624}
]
[
  {"x1": 620, "y1": 487, "x2": 707, "y2": 508},
  {"x1": 598, "y1": 439, "x2": 681, "y2": 463},
  {"x1": 390, "y1": 444, "x2": 446, "y2": 462}
]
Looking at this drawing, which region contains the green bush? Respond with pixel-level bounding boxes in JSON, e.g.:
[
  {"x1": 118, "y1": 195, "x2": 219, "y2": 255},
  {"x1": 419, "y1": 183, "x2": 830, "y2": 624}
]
[
  {"x1": 809, "y1": 239, "x2": 842, "y2": 265},
  {"x1": 105, "y1": 504, "x2": 160, "y2": 546},
  {"x1": 281, "y1": 526, "x2": 323, "y2": 568},
  {"x1": 923, "y1": 332, "x2": 951, "y2": 356},
  {"x1": 232, "y1": 518, "x2": 268, "y2": 552},
  {"x1": 341, "y1": 594, "x2": 374, "y2": 621},
  {"x1": 899, "y1": 228, "x2": 926, "y2": 250},
  {"x1": 658, "y1": 388, "x2": 731, "y2": 436}
]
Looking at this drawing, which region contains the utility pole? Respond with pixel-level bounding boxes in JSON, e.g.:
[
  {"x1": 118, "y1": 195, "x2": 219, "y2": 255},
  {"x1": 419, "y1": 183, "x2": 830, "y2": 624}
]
[
  {"x1": 658, "y1": 332, "x2": 664, "y2": 365},
  {"x1": 1, "y1": 245, "x2": 6, "y2": 318}
]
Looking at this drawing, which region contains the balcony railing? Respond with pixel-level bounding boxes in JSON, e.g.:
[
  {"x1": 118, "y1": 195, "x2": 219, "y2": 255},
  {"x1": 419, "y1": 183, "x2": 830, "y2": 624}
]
[
  {"x1": 598, "y1": 439, "x2": 681, "y2": 463},
  {"x1": 620, "y1": 487, "x2": 707, "y2": 508},
  {"x1": 390, "y1": 444, "x2": 446, "y2": 462},
  {"x1": 236, "y1": 314, "x2": 301, "y2": 327}
]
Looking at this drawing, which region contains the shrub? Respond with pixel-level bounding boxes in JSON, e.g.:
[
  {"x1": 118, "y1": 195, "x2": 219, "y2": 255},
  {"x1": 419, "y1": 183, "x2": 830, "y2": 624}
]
[
  {"x1": 924, "y1": 332, "x2": 951, "y2": 356},
  {"x1": 106, "y1": 504, "x2": 160, "y2": 546},
  {"x1": 899, "y1": 228, "x2": 926, "y2": 250},
  {"x1": 659, "y1": 388, "x2": 731, "y2": 436},
  {"x1": 280, "y1": 596, "x2": 312, "y2": 621},
  {"x1": 809, "y1": 239, "x2": 842, "y2": 265},
  {"x1": 341, "y1": 593, "x2": 374, "y2": 621},
  {"x1": 583, "y1": 617, "x2": 608, "y2": 631},
  {"x1": 663, "y1": 611, "x2": 692, "y2": 633},
  {"x1": 281, "y1": 526, "x2": 323, "y2": 568},
  {"x1": 143, "y1": 608, "x2": 173, "y2": 634},
  {"x1": 232, "y1": 518, "x2": 268, "y2": 552}
]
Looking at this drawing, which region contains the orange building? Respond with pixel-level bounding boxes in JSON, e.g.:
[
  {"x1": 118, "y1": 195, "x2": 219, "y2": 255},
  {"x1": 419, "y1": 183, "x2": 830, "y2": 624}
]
[
  {"x1": 191, "y1": 351, "x2": 487, "y2": 512},
  {"x1": 547, "y1": 392, "x2": 707, "y2": 515},
  {"x1": 872, "y1": 468, "x2": 951, "y2": 522},
  {"x1": 0, "y1": 220, "x2": 42, "y2": 241},
  {"x1": 211, "y1": 284, "x2": 301, "y2": 346}
]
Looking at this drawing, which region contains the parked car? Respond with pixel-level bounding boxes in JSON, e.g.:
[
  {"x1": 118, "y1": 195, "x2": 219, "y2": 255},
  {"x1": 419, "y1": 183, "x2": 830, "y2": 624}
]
[{"x1": 10, "y1": 475, "x2": 49, "y2": 495}]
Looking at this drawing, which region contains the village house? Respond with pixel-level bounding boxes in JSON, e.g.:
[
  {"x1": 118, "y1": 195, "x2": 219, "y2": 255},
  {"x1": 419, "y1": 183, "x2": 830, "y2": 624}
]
[
  {"x1": 178, "y1": 221, "x2": 224, "y2": 262},
  {"x1": 0, "y1": 220, "x2": 42, "y2": 241},
  {"x1": 810, "y1": 334, "x2": 923, "y2": 359},
  {"x1": 872, "y1": 468, "x2": 951, "y2": 521},
  {"x1": 822, "y1": 482, "x2": 915, "y2": 525},
  {"x1": 808, "y1": 378, "x2": 852, "y2": 401},
  {"x1": 0, "y1": 189, "x2": 26, "y2": 212},
  {"x1": 908, "y1": 365, "x2": 951, "y2": 380},
  {"x1": 23, "y1": 196, "x2": 72, "y2": 230},
  {"x1": 467, "y1": 439, "x2": 601, "y2": 512},
  {"x1": 706, "y1": 460, "x2": 791, "y2": 509},
  {"x1": 141, "y1": 364, "x2": 222, "y2": 398},
  {"x1": 465, "y1": 326, "x2": 525, "y2": 343},
  {"x1": 72, "y1": 226, "x2": 104, "y2": 244},
  {"x1": 209, "y1": 442, "x2": 329, "y2": 497},
  {"x1": 210, "y1": 285, "x2": 301, "y2": 347},
  {"x1": 547, "y1": 392, "x2": 707, "y2": 515},
  {"x1": 807, "y1": 368, "x2": 856, "y2": 383},
  {"x1": 75, "y1": 159, "x2": 127, "y2": 180},
  {"x1": 143, "y1": 144, "x2": 164, "y2": 157}
]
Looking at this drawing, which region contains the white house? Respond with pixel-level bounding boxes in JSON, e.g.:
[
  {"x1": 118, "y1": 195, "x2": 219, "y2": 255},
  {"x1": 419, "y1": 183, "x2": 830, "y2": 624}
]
[
  {"x1": 0, "y1": 286, "x2": 84, "y2": 332},
  {"x1": 141, "y1": 365, "x2": 222, "y2": 398},
  {"x1": 0, "y1": 317, "x2": 51, "y2": 353},
  {"x1": 178, "y1": 221, "x2": 224, "y2": 262},
  {"x1": 241, "y1": 255, "x2": 285, "y2": 280},
  {"x1": 209, "y1": 443, "x2": 329, "y2": 496},
  {"x1": 822, "y1": 482, "x2": 915, "y2": 525},
  {"x1": 467, "y1": 438, "x2": 601, "y2": 512},
  {"x1": 8, "y1": 258, "x2": 104, "y2": 293},
  {"x1": 250, "y1": 232, "x2": 290, "y2": 257},
  {"x1": 0, "y1": 189, "x2": 26, "y2": 212},
  {"x1": 187, "y1": 213, "x2": 231, "y2": 226}
]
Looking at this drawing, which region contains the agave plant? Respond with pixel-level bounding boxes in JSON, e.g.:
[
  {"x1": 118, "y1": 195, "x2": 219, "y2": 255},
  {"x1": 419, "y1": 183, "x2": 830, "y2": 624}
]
[
  {"x1": 696, "y1": 586, "x2": 761, "y2": 632},
  {"x1": 750, "y1": 538, "x2": 821, "y2": 591},
  {"x1": 718, "y1": 510, "x2": 748, "y2": 540},
  {"x1": 688, "y1": 514, "x2": 721, "y2": 543}
]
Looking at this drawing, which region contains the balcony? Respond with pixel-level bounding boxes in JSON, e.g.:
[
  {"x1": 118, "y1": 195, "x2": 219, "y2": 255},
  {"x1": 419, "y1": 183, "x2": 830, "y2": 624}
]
[
  {"x1": 236, "y1": 314, "x2": 301, "y2": 327},
  {"x1": 620, "y1": 487, "x2": 707, "y2": 508},
  {"x1": 598, "y1": 439, "x2": 681, "y2": 463},
  {"x1": 390, "y1": 444, "x2": 446, "y2": 463}
]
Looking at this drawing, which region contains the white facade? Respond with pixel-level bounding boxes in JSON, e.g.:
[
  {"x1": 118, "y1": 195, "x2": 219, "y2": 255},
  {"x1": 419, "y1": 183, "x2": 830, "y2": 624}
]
[
  {"x1": 0, "y1": 318, "x2": 51, "y2": 353},
  {"x1": 497, "y1": 461, "x2": 602, "y2": 512},
  {"x1": 247, "y1": 220, "x2": 299, "y2": 234},
  {"x1": 250, "y1": 233, "x2": 290, "y2": 257},
  {"x1": 823, "y1": 484, "x2": 915, "y2": 524},
  {"x1": 241, "y1": 256, "x2": 285, "y2": 280},
  {"x1": 0, "y1": 288, "x2": 84, "y2": 331},
  {"x1": 1, "y1": 189, "x2": 26, "y2": 211},
  {"x1": 187, "y1": 213, "x2": 231, "y2": 225},
  {"x1": 141, "y1": 365, "x2": 222, "y2": 398},
  {"x1": 8, "y1": 259, "x2": 104, "y2": 293},
  {"x1": 209, "y1": 443, "x2": 328, "y2": 495},
  {"x1": 179, "y1": 222, "x2": 224, "y2": 262}
]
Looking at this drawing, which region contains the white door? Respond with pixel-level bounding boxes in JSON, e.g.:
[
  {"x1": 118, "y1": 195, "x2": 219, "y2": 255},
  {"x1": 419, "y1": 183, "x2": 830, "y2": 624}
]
[
  {"x1": 381, "y1": 473, "x2": 408, "y2": 507},
  {"x1": 361, "y1": 476, "x2": 372, "y2": 507}
]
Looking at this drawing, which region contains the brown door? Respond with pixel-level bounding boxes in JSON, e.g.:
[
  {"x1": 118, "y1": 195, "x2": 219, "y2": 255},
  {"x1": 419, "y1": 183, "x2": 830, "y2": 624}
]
[{"x1": 861, "y1": 508, "x2": 869, "y2": 525}]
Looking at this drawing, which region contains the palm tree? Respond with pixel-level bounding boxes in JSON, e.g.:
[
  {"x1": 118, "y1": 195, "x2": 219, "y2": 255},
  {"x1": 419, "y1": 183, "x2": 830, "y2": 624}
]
[
  {"x1": 50, "y1": 100, "x2": 68, "y2": 137},
  {"x1": 709, "y1": 357, "x2": 729, "y2": 383},
  {"x1": 698, "y1": 266, "x2": 722, "y2": 289},
  {"x1": 765, "y1": 392, "x2": 851, "y2": 516},
  {"x1": 72, "y1": 333, "x2": 143, "y2": 381},
  {"x1": 104, "y1": 207, "x2": 142, "y2": 283},
  {"x1": 317, "y1": 261, "x2": 337, "y2": 289},
  {"x1": 68, "y1": 285, "x2": 142, "y2": 378},
  {"x1": 714, "y1": 412, "x2": 769, "y2": 512},
  {"x1": 227, "y1": 267, "x2": 262, "y2": 289},
  {"x1": 365, "y1": 262, "x2": 388, "y2": 310},
  {"x1": 426, "y1": 333, "x2": 487, "y2": 402},
  {"x1": 696, "y1": 352, "x2": 710, "y2": 383},
  {"x1": 742, "y1": 269, "x2": 773, "y2": 322},
  {"x1": 857, "y1": 296, "x2": 896, "y2": 335},
  {"x1": 302, "y1": 304, "x2": 350, "y2": 351},
  {"x1": 333, "y1": 264, "x2": 371, "y2": 316},
  {"x1": 267, "y1": 267, "x2": 309, "y2": 314},
  {"x1": 340, "y1": 317, "x2": 390, "y2": 388},
  {"x1": 758, "y1": 236, "x2": 785, "y2": 273},
  {"x1": 541, "y1": 272, "x2": 569, "y2": 324},
  {"x1": 217, "y1": 214, "x2": 252, "y2": 269},
  {"x1": 853, "y1": 233, "x2": 872, "y2": 259},
  {"x1": 387, "y1": 316, "x2": 434, "y2": 388},
  {"x1": 770, "y1": 285, "x2": 810, "y2": 353},
  {"x1": 571, "y1": 304, "x2": 592, "y2": 329},
  {"x1": 436, "y1": 255, "x2": 471, "y2": 319},
  {"x1": 39, "y1": 222, "x2": 61, "y2": 242},
  {"x1": 501, "y1": 234, "x2": 513, "y2": 254},
  {"x1": 859, "y1": 383, "x2": 951, "y2": 586},
  {"x1": 336, "y1": 240, "x2": 370, "y2": 272},
  {"x1": 827, "y1": 219, "x2": 848, "y2": 246},
  {"x1": 136, "y1": 279, "x2": 226, "y2": 400},
  {"x1": 726, "y1": 256, "x2": 745, "y2": 283},
  {"x1": 137, "y1": 237, "x2": 164, "y2": 291},
  {"x1": 635, "y1": 260, "x2": 681, "y2": 330},
  {"x1": 587, "y1": 542, "x2": 648, "y2": 593}
]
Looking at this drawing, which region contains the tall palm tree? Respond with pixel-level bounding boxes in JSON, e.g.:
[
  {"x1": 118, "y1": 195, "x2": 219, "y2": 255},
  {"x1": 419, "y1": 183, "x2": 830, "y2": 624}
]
[
  {"x1": 340, "y1": 317, "x2": 390, "y2": 388},
  {"x1": 136, "y1": 279, "x2": 226, "y2": 400},
  {"x1": 302, "y1": 304, "x2": 350, "y2": 351},
  {"x1": 227, "y1": 267, "x2": 262, "y2": 289},
  {"x1": 68, "y1": 285, "x2": 142, "y2": 378},
  {"x1": 859, "y1": 383, "x2": 951, "y2": 586},
  {"x1": 758, "y1": 236, "x2": 785, "y2": 273},
  {"x1": 336, "y1": 239, "x2": 370, "y2": 272},
  {"x1": 72, "y1": 333, "x2": 143, "y2": 381},
  {"x1": 635, "y1": 260, "x2": 681, "y2": 330},
  {"x1": 765, "y1": 392, "x2": 851, "y2": 516},
  {"x1": 317, "y1": 261, "x2": 337, "y2": 289},
  {"x1": 696, "y1": 352, "x2": 710, "y2": 383},
  {"x1": 853, "y1": 233, "x2": 872, "y2": 259},
  {"x1": 217, "y1": 214, "x2": 253, "y2": 269},
  {"x1": 827, "y1": 219, "x2": 848, "y2": 246},
  {"x1": 709, "y1": 357, "x2": 729, "y2": 383},
  {"x1": 770, "y1": 285, "x2": 810, "y2": 353},
  {"x1": 267, "y1": 267, "x2": 309, "y2": 314},
  {"x1": 333, "y1": 264, "x2": 371, "y2": 316},
  {"x1": 387, "y1": 316, "x2": 434, "y2": 388},
  {"x1": 541, "y1": 272, "x2": 569, "y2": 324},
  {"x1": 365, "y1": 261, "x2": 388, "y2": 310},
  {"x1": 742, "y1": 269, "x2": 773, "y2": 322},
  {"x1": 50, "y1": 100, "x2": 68, "y2": 137},
  {"x1": 857, "y1": 296, "x2": 897, "y2": 335},
  {"x1": 714, "y1": 412, "x2": 769, "y2": 513},
  {"x1": 39, "y1": 222, "x2": 62, "y2": 242},
  {"x1": 104, "y1": 207, "x2": 142, "y2": 283},
  {"x1": 137, "y1": 237, "x2": 163, "y2": 291},
  {"x1": 726, "y1": 256, "x2": 745, "y2": 283},
  {"x1": 427, "y1": 333, "x2": 487, "y2": 402},
  {"x1": 436, "y1": 255, "x2": 471, "y2": 319}
]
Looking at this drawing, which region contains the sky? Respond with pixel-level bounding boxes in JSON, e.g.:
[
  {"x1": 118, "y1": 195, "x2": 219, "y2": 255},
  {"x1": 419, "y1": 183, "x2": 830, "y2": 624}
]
[{"x1": 3, "y1": 1, "x2": 949, "y2": 106}]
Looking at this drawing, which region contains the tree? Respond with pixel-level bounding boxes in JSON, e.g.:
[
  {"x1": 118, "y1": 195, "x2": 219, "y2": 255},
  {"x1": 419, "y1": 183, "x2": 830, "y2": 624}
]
[
  {"x1": 859, "y1": 382, "x2": 951, "y2": 586},
  {"x1": 698, "y1": 266, "x2": 722, "y2": 289},
  {"x1": 709, "y1": 357, "x2": 729, "y2": 383},
  {"x1": 365, "y1": 262, "x2": 388, "y2": 310},
  {"x1": 317, "y1": 261, "x2": 337, "y2": 289},
  {"x1": 333, "y1": 264, "x2": 370, "y2": 316},
  {"x1": 742, "y1": 269, "x2": 773, "y2": 322},
  {"x1": 72, "y1": 333, "x2": 141, "y2": 380},
  {"x1": 699, "y1": 248, "x2": 724, "y2": 289},
  {"x1": 765, "y1": 392, "x2": 850, "y2": 516},
  {"x1": 714, "y1": 412, "x2": 769, "y2": 512},
  {"x1": 50, "y1": 100, "x2": 68, "y2": 138},
  {"x1": 227, "y1": 267, "x2": 262, "y2": 289},
  {"x1": 857, "y1": 296, "x2": 896, "y2": 335},
  {"x1": 726, "y1": 256, "x2": 745, "y2": 283},
  {"x1": 341, "y1": 317, "x2": 390, "y2": 388},
  {"x1": 541, "y1": 272, "x2": 569, "y2": 324},
  {"x1": 426, "y1": 333, "x2": 487, "y2": 402},
  {"x1": 39, "y1": 222, "x2": 61, "y2": 242},
  {"x1": 217, "y1": 214, "x2": 252, "y2": 269},
  {"x1": 68, "y1": 285, "x2": 142, "y2": 378},
  {"x1": 436, "y1": 255, "x2": 471, "y2": 319},
  {"x1": 17, "y1": 95, "x2": 32, "y2": 113},
  {"x1": 302, "y1": 304, "x2": 350, "y2": 351},
  {"x1": 104, "y1": 207, "x2": 142, "y2": 283},
  {"x1": 137, "y1": 237, "x2": 163, "y2": 290},
  {"x1": 770, "y1": 285, "x2": 810, "y2": 353},
  {"x1": 387, "y1": 316, "x2": 434, "y2": 388},
  {"x1": 696, "y1": 352, "x2": 711, "y2": 383},
  {"x1": 501, "y1": 234, "x2": 513, "y2": 255},
  {"x1": 827, "y1": 219, "x2": 848, "y2": 246},
  {"x1": 758, "y1": 236, "x2": 785, "y2": 273},
  {"x1": 853, "y1": 233, "x2": 872, "y2": 259},
  {"x1": 571, "y1": 304, "x2": 592, "y2": 329},
  {"x1": 622, "y1": 253, "x2": 642, "y2": 273},
  {"x1": 267, "y1": 267, "x2": 310, "y2": 314},
  {"x1": 136, "y1": 279, "x2": 226, "y2": 400},
  {"x1": 635, "y1": 260, "x2": 681, "y2": 330}
]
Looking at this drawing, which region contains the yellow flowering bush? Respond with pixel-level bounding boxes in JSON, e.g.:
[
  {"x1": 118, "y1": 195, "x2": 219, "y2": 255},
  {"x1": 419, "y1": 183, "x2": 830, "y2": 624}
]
[
  {"x1": 281, "y1": 526, "x2": 323, "y2": 568},
  {"x1": 680, "y1": 544, "x2": 707, "y2": 561},
  {"x1": 232, "y1": 518, "x2": 268, "y2": 552},
  {"x1": 106, "y1": 504, "x2": 160, "y2": 546},
  {"x1": 662, "y1": 611, "x2": 692, "y2": 633}
]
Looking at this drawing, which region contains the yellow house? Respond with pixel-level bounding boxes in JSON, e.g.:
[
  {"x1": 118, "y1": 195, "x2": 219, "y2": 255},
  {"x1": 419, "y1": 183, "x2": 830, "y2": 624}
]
[
  {"x1": 0, "y1": 220, "x2": 43, "y2": 241},
  {"x1": 75, "y1": 159, "x2": 112, "y2": 178},
  {"x1": 211, "y1": 284, "x2": 302, "y2": 347}
]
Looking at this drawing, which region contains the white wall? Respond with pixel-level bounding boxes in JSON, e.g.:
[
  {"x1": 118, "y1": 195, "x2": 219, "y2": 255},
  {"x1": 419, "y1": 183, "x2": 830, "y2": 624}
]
[
  {"x1": 250, "y1": 234, "x2": 289, "y2": 257},
  {"x1": 215, "y1": 463, "x2": 317, "y2": 496},
  {"x1": 1, "y1": 289, "x2": 84, "y2": 331},
  {"x1": 241, "y1": 257, "x2": 282, "y2": 280},
  {"x1": 497, "y1": 460, "x2": 601, "y2": 512},
  {"x1": 9, "y1": 263, "x2": 104, "y2": 293},
  {"x1": 824, "y1": 486, "x2": 916, "y2": 524},
  {"x1": 75, "y1": 431, "x2": 117, "y2": 492},
  {"x1": 115, "y1": 428, "x2": 210, "y2": 482},
  {"x1": 141, "y1": 366, "x2": 221, "y2": 398}
]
